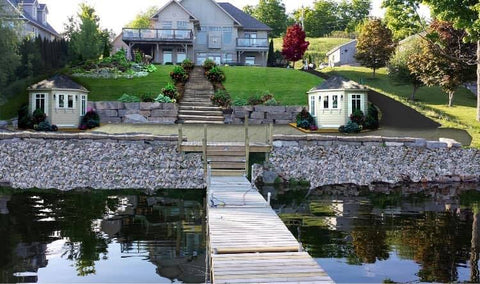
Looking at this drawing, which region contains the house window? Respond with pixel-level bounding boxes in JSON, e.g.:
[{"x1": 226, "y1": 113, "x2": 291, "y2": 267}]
[
  {"x1": 351, "y1": 94, "x2": 361, "y2": 112},
  {"x1": 81, "y1": 95, "x2": 87, "y2": 116},
  {"x1": 310, "y1": 96, "x2": 315, "y2": 116},
  {"x1": 332, "y1": 95, "x2": 338, "y2": 109},
  {"x1": 177, "y1": 21, "x2": 188, "y2": 29},
  {"x1": 57, "y1": 94, "x2": 75, "y2": 109},
  {"x1": 34, "y1": 93, "x2": 46, "y2": 112},
  {"x1": 245, "y1": 32, "x2": 257, "y2": 39},
  {"x1": 245, "y1": 56, "x2": 255, "y2": 65},
  {"x1": 323, "y1": 95, "x2": 329, "y2": 109},
  {"x1": 176, "y1": 49, "x2": 186, "y2": 63}
]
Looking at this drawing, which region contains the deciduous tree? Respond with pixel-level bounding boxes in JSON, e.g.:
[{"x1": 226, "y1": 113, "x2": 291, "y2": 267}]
[
  {"x1": 126, "y1": 6, "x2": 158, "y2": 29},
  {"x1": 408, "y1": 21, "x2": 476, "y2": 107},
  {"x1": 355, "y1": 18, "x2": 395, "y2": 77},
  {"x1": 387, "y1": 37, "x2": 424, "y2": 100},
  {"x1": 282, "y1": 24, "x2": 309, "y2": 67},
  {"x1": 245, "y1": 0, "x2": 287, "y2": 37},
  {"x1": 0, "y1": 2, "x2": 20, "y2": 93},
  {"x1": 382, "y1": 0, "x2": 423, "y2": 40}
]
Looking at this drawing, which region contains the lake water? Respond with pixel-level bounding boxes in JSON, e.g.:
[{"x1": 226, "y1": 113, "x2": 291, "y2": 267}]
[
  {"x1": 260, "y1": 184, "x2": 480, "y2": 283},
  {"x1": 0, "y1": 190, "x2": 206, "y2": 283}
]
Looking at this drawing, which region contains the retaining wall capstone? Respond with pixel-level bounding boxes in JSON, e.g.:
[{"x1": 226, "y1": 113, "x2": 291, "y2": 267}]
[
  {"x1": 258, "y1": 135, "x2": 480, "y2": 189},
  {"x1": 88, "y1": 101, "x2": 178, "y2": 124},
  {"x1": 225, "y1": 106, "x2": 304, "y2": 125},
  {"x1": 0, "y1": 132, "x2": 205, "y2": 190}
]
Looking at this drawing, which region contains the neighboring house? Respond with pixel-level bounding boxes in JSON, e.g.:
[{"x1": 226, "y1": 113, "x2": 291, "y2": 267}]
[
  {"x1": 121, "y1": 0, "x2": 272, "y2": 66},
  {"x1": 28, "y1": 75, "x2": 89, "y2": 128},
  {"x1": 326, "y1": 40, "x2": 357, "y2": 67},
  {"x1": 2, "y1": 0, "x2": 60, "y2": 40},
  {"x1": 307, "y1": 76, "x2": 368, "y2": 128},
  {"x1": 112, "y1": 33, "x2": 129, "y2": 54}
]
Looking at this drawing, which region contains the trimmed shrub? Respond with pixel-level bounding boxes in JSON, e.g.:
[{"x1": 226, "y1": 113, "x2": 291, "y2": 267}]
[
  {"x1": 203, "y1": 59, "x2": 216, "y2": 70},
  {"x1": 339, "y1": 120, "x2": 361, "y2": 133},
  {"x1": 170, "y1": 66, "x2": 188, "y2": 83},
  {"x1": 32, "y1": 108, "x2": 46, "y2": 124},
  {"x1": 161, "y1": 83, "x2": 179, "y2": 100},
  {"x1": 205, "y1": 66, "x2": 226, "y2": 83},
  {"x1": 118, "y1": 93, "x2": 141, "y2": 102},
  {"x1": 211, "y1": 90, "x2": 231, "y2": 108},
  {"x1": 350, "y1": 109, "x2": 365, "y2": 125},
  {"x1": 364, "y1": 103, "x2": 379, "y2": 130},
  {"x1": 35, "y1": 120, "x2": 57, "y2": 132},
  {"x1": 232, "y1": 97, "x2": 248, "y2": 106}
]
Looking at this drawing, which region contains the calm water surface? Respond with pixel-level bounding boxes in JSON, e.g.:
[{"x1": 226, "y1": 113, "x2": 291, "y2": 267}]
[
  {"x1": 260, "y1": 184, "x2": 480, "y2": 283},
  {"x1": 0, "y1": 190, "x2": 205, "y2": 283}
]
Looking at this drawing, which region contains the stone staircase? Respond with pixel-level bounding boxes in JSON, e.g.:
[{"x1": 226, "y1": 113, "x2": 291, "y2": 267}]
[{"x1": 178, "y1": 67, "x2": 225, "y2": 124}]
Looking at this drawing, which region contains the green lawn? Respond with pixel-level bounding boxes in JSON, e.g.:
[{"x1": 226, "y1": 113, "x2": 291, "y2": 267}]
[
  {"x1": 73, "y1": 65, "x2": 173, "y2": 101},
  {"x1": 323, "y1": 66, "x2": 480, "y2": 148},
  {"x1": 273, "y1": 37, "x2": 352, "y2": 66},
  {"x1": 222, "y1": 66, "x2": 322, "y2": 105}
]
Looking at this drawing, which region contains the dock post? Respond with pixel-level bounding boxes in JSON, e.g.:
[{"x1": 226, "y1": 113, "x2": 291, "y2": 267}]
[
  {"x1": 203, "y1": 124, "x2": 207, "y2": 175},
  {"x1": 244, "y1": 114, "x2": 249, "y2": 176},
  {"x1": 177, "y1": 124, "x2": 183, "y2": 152}
]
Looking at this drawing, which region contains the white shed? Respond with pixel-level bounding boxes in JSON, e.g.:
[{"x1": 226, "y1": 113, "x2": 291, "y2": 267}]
[
  {"x1": 28, "y1": 75, "x2": 89, "y2": 128},
  {"x1": 307, "y1": 76, "x2": 368, "y2": 128}
]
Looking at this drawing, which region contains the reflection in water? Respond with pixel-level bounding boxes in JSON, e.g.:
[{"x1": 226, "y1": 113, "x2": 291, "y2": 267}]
[
  {"x1": 260, "y1": 184, "x2": 480, "y2": 283},
  {"x1": 0, "y1": 190, "x2": 205, "y2": 283}
]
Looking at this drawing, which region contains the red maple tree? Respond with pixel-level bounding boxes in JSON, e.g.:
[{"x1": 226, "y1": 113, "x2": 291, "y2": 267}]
[{"x1": 281, "y1": 24, "x2": 310, "y2": 66}]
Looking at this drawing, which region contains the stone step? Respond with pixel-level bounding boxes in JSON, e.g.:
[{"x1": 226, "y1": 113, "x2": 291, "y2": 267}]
[
  {"x1": 180, "y1": 102, "x2": 213, "y2": 106},
  {"x1": 181, "y1": 120, "x2": 225, "y2": 124},
  {"x1": 211, "y1": 169, "x2": 245, "y2": 177},
  {"x1": 178, "y1": 110, "x2": 224, "y2": 116},
  {"x1": 179, "y1": 105, "x2": 222, "y2": 111},
  {"x1": 178, "y1": 114, "x2": 224, "y2": 121}
]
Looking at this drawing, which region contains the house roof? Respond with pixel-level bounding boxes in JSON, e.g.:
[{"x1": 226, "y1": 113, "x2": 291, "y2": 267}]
[
  {"x1": 28, "y1": 75, "x2": 88, "y2": 92},
  {"x1": 7, "y1": 0, "x2": 59, "y2": 37},
  {"x1": 326, "y1": 39, "x2": 357, "y2": 56},
  {"x1": 152, "y1": 0, "x2": 198, "y2": 21},
  {"x1": 218, "y1": 2, "x2": 271, "y2": 31},
  {"x1": 309, "y1": 76, "x2": 367, "y2": 92}
]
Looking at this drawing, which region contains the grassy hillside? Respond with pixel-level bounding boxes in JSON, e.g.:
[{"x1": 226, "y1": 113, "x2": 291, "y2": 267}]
[
  {"x1": 74, "y1": 65, "x2": 173, "y2": 101},
  {"x1": 273, "y1": 37, "x2": 352, "y2": 66},
  {"x1": 324, "y1": 66, "x2": 480, "y2": 148},
  {"x1": 222, "y1": 66, "x2": 322, "y2": 105}
]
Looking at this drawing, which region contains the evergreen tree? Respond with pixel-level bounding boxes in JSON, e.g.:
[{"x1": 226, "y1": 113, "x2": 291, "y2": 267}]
[
  {"x1": 267, "y1": 39, "x2": 275, "y2": 67},
  {"x1": 69, "y1": 4, "x2": 104, "y2": 62},
  {"x1": 0, "y1": 3, "x2": 20, "y2": 92}
]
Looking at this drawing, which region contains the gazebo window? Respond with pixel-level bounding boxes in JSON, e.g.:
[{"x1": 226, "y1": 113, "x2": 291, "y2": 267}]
[
  {"x1": 35, "y1": 94, "x2": 46, "y2": 111},
  {"x1": 323, "y1": 95, "x2": 329, "y2": 109},
  {"x1": 352, "y1": 94, "x2": 361, "y2": 112},
  {"x1": 310, "y1": 96, "x2": 315, "y2": 116},
  {"x1": 332, "y1": 95, "x2": 338, "y2": 109},
  {"x1": 57, "y1": 94, "x2": 75, "y2": 109}
]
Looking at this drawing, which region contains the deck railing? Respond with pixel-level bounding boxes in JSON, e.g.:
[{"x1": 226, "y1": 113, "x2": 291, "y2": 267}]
[
  {"x1": 236, "y1": 38, "x2": 269, "y2": 48},
  {"x1": 122, "y1": 28, "x2": 193, "y2": 41}
]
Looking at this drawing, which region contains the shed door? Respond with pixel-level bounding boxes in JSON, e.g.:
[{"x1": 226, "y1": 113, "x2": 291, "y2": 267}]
[
  {"x1": 348, "y1": 93, "x2": 364, "y2": 116},
  {"x1": 32, "y1": 93, "x2": 48, "y2": 115}
]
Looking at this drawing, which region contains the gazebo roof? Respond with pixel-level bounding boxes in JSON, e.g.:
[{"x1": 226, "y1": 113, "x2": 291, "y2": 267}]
[
  {"x1": 309, "y1": 76, "x2": 367, "y2": 92},
  {"x1": 28, "y1": 75, "x2": 88, "y2": 92}
]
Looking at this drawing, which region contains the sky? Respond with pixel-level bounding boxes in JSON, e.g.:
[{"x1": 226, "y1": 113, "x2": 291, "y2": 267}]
[{"x1": 40, "y1": 0, "x2": 425, "y2": 35}]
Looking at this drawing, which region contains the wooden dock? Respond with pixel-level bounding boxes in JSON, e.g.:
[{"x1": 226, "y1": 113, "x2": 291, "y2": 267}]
[{"x1": 207, "y1": 176, "x2": 333, "y2": 283}]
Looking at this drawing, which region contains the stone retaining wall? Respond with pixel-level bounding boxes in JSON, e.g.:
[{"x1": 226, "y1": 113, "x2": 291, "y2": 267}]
[
  {"x1": 88, "y1": 101, "x2": 178, "y2": 124},
  {"x1": 0, "y1": 132, "x2": 205, "y2": 190},
  {"x1": 256, "y1": 135, "x2": 480, "y2": 189},
  {"x1": 226, "y1": 106, "x2": 304, "y2": 125}
]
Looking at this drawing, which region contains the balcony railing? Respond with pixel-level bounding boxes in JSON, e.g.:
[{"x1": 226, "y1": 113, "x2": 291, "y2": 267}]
[
  {"x1": 122, "y1": 28, "x2": 193, "y2": 41},
  {"x1": 237, "y1": 38, "x2": 269, "y2": 48}
]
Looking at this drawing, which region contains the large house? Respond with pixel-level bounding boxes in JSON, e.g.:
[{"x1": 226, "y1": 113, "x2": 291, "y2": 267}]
[
  {"x1": 120, "y1": 0, "x2": 272, "y2": 66},
  {"x1": 2, "y1": 0, "x2": 59, "y2": 40}
]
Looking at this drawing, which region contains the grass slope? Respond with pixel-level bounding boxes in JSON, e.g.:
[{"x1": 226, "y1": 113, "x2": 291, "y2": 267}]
[
  {"x1": 222, "y1": 66, "x2": 322, "y2": 105},
  {"x1": 324, "y1": 66, "x2": 480, "y2": 148},
  {"x1": 73, "y1": 65, "x2": 173, "y2": 101},
  {"x1": 273, "y1": 37, "x2": 352, "y2": 65}
]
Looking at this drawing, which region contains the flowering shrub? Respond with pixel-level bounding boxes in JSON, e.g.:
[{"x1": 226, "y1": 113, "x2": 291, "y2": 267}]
[
  {"x1": 205, "y1": 66, "x2": 226, "y2": 83},
  {"x1": 210, "y1": 90, "x2": 231, "y2": 108},
  {"x1": 161, "y1": 83, "x2": 179, "y2": 100},
  {"x1": 181, "y1": 58, "x2": 194, "y2": 72},
  {"x1": 79, "y1": 108, "x2": 100, "y2": 130},
  {"x1": 170, "y1": 66, "x2": 188, "y2": 83},
  {"x1": 203, "y1": 59, "x2": 216, "y2": 71},
  {"x1": 296, "y1": 108, "x2": 318, "y2": 131}
]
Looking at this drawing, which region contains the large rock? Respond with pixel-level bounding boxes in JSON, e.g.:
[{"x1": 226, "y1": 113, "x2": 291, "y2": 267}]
[
  {"x1": 123, "y1": 114, "x2": 148, "y2": 124},
  {"x1": 140, "y1": 102, "x2": 162, "y2": 110},
  {"x1": 124, "y1": 103, "x2": 140, "y2": 110},
  {"x1": 95, "y1": 101, "x2": 124, "y2": 110}
]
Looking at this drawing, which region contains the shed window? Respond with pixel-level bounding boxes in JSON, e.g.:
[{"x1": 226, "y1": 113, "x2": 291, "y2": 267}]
[
  {"x1": 58, "y1": 94, "x2": 65, "y2": 108},
  {"x1": 323, "y1": 95, "x2": 329, "y2": 109},
  {"x1": 332, "y1": 95, "x2": 338, "y2": 109},
  {"x1": 35, "y1": 93, "x2": 46, "y2": 112},
  {"x1": 57, "y1": 94, "x2": 75, "y2": 109},
  {"x1": 352, "y1": 94, "x2": 361, "y2": 112},
  {"x1": 310, "y1": 96, "x2": 315, "y2": 116}
]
